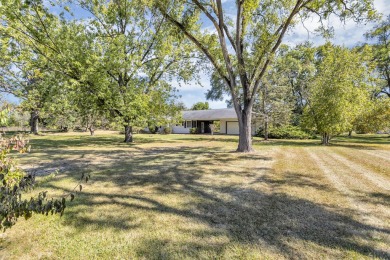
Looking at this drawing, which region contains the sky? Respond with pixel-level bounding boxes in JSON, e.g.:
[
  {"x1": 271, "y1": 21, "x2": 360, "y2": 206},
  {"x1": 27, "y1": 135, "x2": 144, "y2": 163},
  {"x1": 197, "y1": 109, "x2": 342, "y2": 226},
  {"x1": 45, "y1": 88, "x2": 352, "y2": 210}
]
[
  {"x1": 177, "y1": 0, "x2": 390, "y2": 109},
  {"x1": 3, "y1": 0, "x2": 390, "y2": 108}
]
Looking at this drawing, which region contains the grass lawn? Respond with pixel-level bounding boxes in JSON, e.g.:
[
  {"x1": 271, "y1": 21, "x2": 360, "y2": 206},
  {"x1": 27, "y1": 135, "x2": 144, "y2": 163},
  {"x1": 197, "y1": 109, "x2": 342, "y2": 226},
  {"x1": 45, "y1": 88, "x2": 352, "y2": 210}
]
[{"x1": 0, "y1": 132, "x2": 389, "y2": 259}]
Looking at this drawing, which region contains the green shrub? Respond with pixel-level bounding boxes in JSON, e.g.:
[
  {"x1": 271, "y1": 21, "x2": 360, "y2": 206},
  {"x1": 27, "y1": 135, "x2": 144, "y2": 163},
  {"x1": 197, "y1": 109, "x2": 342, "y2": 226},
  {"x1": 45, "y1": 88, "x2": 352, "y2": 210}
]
[
  {"x1": 189, "y1": 127, "x2": 198, "y2": 134},
  {"x1": 256, "y1": 125, "x2": 315, "y2": 139},
  {"x1": 163, "y1": 127, "x2": 172, "y2": 134},
  {"x1": 148, "y1": 126, "x2": 157, "y2": 134}
]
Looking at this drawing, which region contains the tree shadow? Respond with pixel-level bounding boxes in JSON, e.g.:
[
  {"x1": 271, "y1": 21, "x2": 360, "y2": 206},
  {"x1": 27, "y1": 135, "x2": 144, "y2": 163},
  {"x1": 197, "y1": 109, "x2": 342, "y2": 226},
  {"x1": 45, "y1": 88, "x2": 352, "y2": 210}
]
[
  {"x1": 53, "y1": 183, "x2": 390, "y2": 259},
  {"x1": 11, "y1": 134, "x2": 390, "y2": 258},
  {"x1": 34, "y1": 145, "x2": 390, "y2": 259},
  {"x1": 251, "y1": 171, "x2": 332, "y2": 190},
  {"x1": 28, "y1": 135, "x2": 175, "y2": 149},
  {"x1": 356, "y1": 192, "x2": 390, "y2": 207},
  {"x1": 333, "y1": 135, "x2": 390, "y2": 145}
]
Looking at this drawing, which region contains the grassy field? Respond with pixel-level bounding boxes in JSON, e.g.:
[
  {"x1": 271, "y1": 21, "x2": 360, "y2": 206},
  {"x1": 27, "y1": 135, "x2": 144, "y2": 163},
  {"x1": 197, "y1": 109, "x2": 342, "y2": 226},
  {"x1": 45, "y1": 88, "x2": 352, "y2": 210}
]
[{"x1": 0, "y1": 132, "x2": 389, "y2": 259}]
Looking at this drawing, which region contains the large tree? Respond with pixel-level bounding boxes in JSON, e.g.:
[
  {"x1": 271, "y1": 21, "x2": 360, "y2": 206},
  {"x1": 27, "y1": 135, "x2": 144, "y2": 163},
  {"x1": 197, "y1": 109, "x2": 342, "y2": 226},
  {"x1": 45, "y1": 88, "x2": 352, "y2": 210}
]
[
  {"x1": 150, "y1": 0, "x2": 376, "y2": 152},
  {"x1": 1, "y1": 1, "x2": 192, "y2": 141},
  {"x1": 366, "y1": 15, "x2": 390, "y2": 97},
  {"x1": 76, "y1": 0, "x2": 195, "y2": 142},
  {"x1": 0, "y1": 1, "x2": 101, "y2": 133}
]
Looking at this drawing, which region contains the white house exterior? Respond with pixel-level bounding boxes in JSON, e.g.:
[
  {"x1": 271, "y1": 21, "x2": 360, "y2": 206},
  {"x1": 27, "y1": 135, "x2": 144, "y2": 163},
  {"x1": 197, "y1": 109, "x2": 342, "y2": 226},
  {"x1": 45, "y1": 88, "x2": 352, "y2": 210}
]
[{"x1": 172, "y1": 108, "x2": 257, "y2": 135}]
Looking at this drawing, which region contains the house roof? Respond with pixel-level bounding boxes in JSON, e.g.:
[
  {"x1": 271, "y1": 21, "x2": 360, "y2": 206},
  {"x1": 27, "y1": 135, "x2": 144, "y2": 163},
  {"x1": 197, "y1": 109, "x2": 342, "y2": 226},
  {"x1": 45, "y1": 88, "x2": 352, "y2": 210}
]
[{"x1": 182, "y1": 108, "x2": 237, "y2": 121}]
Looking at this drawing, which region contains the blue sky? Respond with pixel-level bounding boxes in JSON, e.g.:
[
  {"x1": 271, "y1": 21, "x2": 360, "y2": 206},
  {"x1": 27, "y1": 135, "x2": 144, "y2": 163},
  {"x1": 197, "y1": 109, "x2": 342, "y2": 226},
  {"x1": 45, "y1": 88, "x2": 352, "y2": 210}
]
[{"x1": 3, "y1": 0, "x2": 390, "y2": 108}]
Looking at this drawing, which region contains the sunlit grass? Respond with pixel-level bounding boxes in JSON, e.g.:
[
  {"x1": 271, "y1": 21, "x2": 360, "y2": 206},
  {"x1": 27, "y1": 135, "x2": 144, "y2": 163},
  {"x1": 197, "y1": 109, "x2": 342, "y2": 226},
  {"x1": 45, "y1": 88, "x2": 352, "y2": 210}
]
[{"x1": 0, "y1": 131, "x2": 389, "y2": 259}]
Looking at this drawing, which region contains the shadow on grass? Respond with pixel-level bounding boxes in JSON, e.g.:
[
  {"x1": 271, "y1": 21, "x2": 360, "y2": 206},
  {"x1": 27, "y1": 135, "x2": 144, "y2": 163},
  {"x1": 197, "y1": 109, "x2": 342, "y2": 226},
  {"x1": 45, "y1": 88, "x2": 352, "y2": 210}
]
[
  {"x1": 33, "y1": 144, "x2": 390, "y2": 259},
  {"x1": 56, "y1": 185, "x2": 390, "y2": 259},
  {"x1": 28, "y1": 135, "x2": 179, "y2": 149},
  {"x1": 11, "y1": 133, "x2": 390, "y2": 258},
  {"x1": 175, "y1": 136, "x2": 239, "y2": 143},
  {"x1": 252, "y1": 171, "x2": 331, "y2": 190},
  {"x1": 254, "y1": 138, "x2": 386, "y2": 150},
  {"x1": 333, "y1": 135, "x2": 390, "y2": 145},
  {"x1": 356, "y1": 192, "x2": 390, "y2": 207}
]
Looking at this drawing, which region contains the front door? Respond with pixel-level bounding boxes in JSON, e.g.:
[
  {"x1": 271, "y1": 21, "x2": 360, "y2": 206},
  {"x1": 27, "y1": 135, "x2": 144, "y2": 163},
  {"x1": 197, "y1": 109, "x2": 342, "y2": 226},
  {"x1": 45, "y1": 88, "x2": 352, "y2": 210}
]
[{"x1": 201, "y1": 122, "x2": 205, "y2": 133}]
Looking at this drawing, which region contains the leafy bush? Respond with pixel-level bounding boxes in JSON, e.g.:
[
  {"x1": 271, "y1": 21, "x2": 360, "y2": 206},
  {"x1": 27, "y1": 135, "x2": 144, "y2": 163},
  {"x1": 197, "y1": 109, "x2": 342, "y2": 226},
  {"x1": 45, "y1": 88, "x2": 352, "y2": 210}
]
[
  {"x1": 162, "y1": 127, "x2": 172, "y2": 134},
  {"x1": 148, "y1": 126, "x2": 157, "y2": 134},
  {"x1": 189, "y1": 127, "x2": 198, "y2": 134},
  {"x1": 0, "y1": 110, "x2": 89, "y2": 230},
  {"x1": 256, "y1": 125, "x2": 315, "y2": 139}
]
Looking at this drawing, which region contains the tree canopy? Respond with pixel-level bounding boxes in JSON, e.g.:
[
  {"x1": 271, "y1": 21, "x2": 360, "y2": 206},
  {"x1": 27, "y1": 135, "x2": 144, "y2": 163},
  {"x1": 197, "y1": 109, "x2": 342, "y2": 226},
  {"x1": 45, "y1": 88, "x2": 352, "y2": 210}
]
[
  {"x1": 191, "y1": 102, "x2": 209, "y2": 110},
  {"x1": 366, "y1": 15, "x2": 390, "y2": 97},
  {"x1": 149, "y1": 0, "x2": 377, "y2": 152},
  {"x1": 302, "y1": 43, "x2": 373, "y2": 144}
]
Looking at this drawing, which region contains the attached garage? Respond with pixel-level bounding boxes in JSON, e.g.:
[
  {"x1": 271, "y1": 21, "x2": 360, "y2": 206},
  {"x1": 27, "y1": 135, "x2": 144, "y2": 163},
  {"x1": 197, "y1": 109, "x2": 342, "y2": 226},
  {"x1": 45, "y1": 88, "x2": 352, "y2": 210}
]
[{"x1": 226, "y1": 121, "x2": 239, "y2": 135}]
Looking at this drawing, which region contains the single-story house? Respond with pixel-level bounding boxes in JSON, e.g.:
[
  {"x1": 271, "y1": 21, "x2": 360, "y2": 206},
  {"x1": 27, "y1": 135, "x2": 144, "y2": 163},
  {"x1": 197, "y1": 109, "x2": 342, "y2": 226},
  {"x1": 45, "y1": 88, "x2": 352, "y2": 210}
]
[{"x1": 172, "y1": 108, "x2": 258, "y2": 135}]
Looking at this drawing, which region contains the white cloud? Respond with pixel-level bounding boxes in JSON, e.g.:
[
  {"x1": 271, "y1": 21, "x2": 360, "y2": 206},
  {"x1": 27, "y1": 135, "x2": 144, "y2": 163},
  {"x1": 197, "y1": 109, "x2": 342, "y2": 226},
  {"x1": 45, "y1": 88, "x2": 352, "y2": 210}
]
[
  {"x1": 285, "y1": 0, "x2": 390, "y2": 47},
  {"x1": 375, "y1": 0, "x2": 390, "y2": 16}
]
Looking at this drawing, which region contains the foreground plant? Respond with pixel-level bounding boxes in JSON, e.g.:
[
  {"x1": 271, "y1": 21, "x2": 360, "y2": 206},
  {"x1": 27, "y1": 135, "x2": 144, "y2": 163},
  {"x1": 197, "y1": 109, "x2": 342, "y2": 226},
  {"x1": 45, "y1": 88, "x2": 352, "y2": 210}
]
[{"x1": 0, "y1": 131, "x2": 89, "y2": 231}]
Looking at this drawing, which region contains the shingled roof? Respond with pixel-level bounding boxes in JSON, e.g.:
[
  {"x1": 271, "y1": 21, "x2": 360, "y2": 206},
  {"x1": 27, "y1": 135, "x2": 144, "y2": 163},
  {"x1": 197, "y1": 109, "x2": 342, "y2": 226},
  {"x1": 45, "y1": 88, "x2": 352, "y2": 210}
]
[{"x1": 182, "y1": 108, "x2": 237, "y2": 120}]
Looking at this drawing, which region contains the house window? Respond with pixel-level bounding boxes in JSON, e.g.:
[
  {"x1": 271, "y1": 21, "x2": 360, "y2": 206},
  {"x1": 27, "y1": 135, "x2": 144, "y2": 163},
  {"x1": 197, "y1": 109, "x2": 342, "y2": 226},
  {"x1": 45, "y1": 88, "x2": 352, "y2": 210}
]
[
  {"x1": 186, "y1": 121, "x2": 192, "y2": 128},
  {"x1": 192, "y1": 121, "x2": 197, "y2": 128}
]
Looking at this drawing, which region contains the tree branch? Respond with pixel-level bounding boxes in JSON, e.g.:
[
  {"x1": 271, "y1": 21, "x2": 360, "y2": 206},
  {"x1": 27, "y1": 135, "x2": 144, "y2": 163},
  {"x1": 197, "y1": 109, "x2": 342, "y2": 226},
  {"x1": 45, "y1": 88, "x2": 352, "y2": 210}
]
[
  {"x1": 250, "y1": 0, "x2": 308, "y2": 108},
  {"x1": 157, "y1": 6, "x2": 230, "y2": 86}
]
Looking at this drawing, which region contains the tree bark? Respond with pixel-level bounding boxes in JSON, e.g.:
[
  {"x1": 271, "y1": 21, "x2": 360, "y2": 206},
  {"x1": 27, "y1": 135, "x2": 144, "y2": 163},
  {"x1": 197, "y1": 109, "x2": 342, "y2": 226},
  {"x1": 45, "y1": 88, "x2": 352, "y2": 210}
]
[
  {"x1": 124, "y1": 124, "x2": 133, "y2": 143},
  {"x1": 348, "y1": 130, "x2": 352, "y2": 138},
  {"x1": 30, "y1": 110, "x2": 39, "y2": 135},
  {"x1": 264, "y1": 115, "x2": 269, "y2": 141},
  {"x1": 88, "y1": 126, "x2": 95, "y2": 136},
  {"x1": 237, "y1": 109, "x2": 253, "y2": 152},
  {"x1": 263, "y1": 85, "x2": 269, "y2": 141},
  {"x1": 322, "y1": 133, "x2": 330, "y2": 145}
]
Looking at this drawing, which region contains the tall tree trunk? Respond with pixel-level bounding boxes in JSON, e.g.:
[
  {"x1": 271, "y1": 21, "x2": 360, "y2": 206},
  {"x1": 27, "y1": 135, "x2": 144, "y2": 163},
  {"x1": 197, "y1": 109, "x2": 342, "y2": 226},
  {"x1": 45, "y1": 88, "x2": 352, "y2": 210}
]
[
  {"x1": 348, "y1": 130, "x2": 352, "y2": 138},
  {"x1": 263, "y1": 86, "x2": 269, "y2": 141},
  {"x1": 322, "y1": 133, "x2": 330, "y2": 145},
  {"x1": 124, "y1": 124, "x2": 133, "y2": 143},
  {"x1": 264, "y1": 114, "x2": 269, "y2": 141},
  {"x1": 237, "y1": 109, "x2": 253, "y2": 152},
  {"x1": 88, "y1": 126, "x2": 95, "y2": 136},
  {"x1": 30, "y1": 110, "x2": 39, "y2": 135}
]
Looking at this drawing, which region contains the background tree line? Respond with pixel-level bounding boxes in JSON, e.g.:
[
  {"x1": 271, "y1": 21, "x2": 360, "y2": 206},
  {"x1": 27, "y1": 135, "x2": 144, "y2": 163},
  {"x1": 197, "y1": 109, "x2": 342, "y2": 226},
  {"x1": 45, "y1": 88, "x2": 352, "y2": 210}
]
[{"x1": 0, "y1": 0, "x2": 389, "y2": 150}]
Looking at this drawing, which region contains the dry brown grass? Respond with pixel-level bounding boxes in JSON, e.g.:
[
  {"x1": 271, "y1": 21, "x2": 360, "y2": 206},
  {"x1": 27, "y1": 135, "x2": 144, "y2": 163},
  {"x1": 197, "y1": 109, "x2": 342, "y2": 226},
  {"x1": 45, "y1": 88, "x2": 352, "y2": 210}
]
[{"x1": 0, "y1": 132, "x2": 389, "y2": 259}]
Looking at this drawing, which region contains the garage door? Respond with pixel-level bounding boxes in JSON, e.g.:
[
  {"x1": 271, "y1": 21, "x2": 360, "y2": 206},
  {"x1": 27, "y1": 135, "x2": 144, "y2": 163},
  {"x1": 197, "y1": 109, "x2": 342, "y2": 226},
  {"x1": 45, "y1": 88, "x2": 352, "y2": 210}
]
[{"x1": 226, "y1": 121, "x2": 239, "y2": 135}]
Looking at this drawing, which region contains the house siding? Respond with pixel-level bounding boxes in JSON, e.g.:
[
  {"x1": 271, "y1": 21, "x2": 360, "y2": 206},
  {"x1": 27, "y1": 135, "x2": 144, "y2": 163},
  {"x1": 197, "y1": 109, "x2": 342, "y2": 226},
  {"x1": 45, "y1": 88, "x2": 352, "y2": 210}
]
[{"x1": 172, "y1": 125, "x2": 190, "y2": 134}]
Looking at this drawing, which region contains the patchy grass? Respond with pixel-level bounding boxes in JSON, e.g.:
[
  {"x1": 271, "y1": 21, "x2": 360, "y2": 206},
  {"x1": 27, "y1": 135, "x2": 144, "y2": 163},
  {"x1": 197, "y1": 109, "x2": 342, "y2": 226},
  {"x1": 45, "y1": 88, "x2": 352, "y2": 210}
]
[{"x1": 0, "y1": 132, "x2": 389, "y2": 259}]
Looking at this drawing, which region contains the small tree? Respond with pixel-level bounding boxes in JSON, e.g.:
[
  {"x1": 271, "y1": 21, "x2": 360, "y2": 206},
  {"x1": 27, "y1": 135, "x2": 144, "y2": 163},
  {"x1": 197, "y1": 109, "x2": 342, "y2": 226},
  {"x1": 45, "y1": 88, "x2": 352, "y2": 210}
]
[{"x1": 303, "y1": 44, "x2": 372, "y2": 145}]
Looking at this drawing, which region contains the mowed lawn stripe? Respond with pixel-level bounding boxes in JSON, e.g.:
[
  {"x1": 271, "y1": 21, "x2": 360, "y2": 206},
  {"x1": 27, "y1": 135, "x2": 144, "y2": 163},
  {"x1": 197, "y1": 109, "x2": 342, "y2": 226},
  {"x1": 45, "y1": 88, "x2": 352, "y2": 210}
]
[
  {"x1": 333, "y1": 147, "x2": 390, "y2": 179},
  {"x1": 2, "y1": 133, "x2": 390, "y2": 259},
  {"x1": 359, "y1": 149, "x2": 390, "y2": 162},
  {"x1": 271, "y1": 147, "x2": 340, "y2": 205},
  {"x1": 305, "y1": 147, "x2": 389, "y2": 228},
  {"x1": 305, "y1": 148, "x2": 358, "y2": 203},
  {"x1": 325, "y1": 150, "x2": 390, "y2": 192}
]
